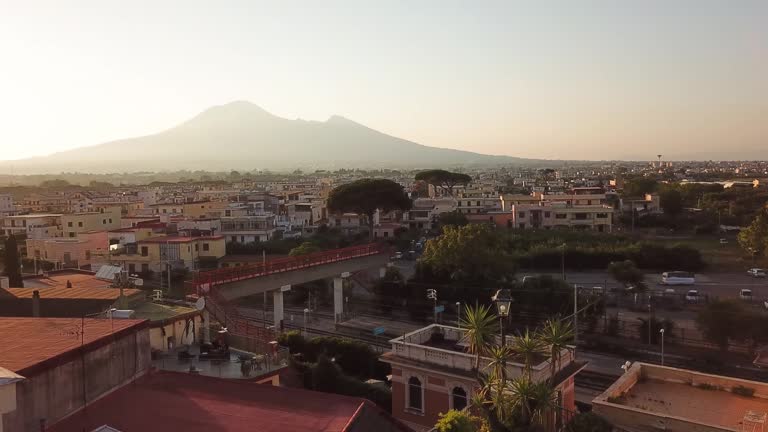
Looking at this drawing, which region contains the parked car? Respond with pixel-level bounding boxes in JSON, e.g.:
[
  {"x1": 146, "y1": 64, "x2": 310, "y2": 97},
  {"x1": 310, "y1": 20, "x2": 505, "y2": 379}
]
[
  {"x1": 685, "y1": 289, "x2": 700, "y2": 302},
  {"x1": 747, "y1": 268, "x2": 767, "y2": 278},
  {"x1": 719, "y1": 238, "x2": 729, "y2": 244},
  {"x1": 661, "y1": 271, "x2": 695, "y2": 286},
  {"x1": 664, "y1": 288, "x2": 676, "y2": 295},
  {"x1": 391, "y1": 251, "x2": 403, "y2": 260},
  {"x1": 740, "y1": 289, "x2": 754, "y2": 301}
]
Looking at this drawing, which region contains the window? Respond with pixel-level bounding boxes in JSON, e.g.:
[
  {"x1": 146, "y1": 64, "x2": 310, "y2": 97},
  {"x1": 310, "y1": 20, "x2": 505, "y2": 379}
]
[
  {"x1": 476, "y1": 201, "x2": 481, "y2": 206},
  {"x1": 69, "y1": 232, "x2": 76, "y2": 238},
  {"x1": 383, "y1": 231, "x2": 389, "y2": 238},
  {"x1": 451, "y1": 387, "x2": 468, "y2": 411},
  {"x1": 78, "y1": 222, "x2": 83, "y2": 227},
  {"x1": 203, "y1": 243, "x2": 210, "y2": 251},
  {"x1": 544, "y1": 211, "x2": 551, "y2": 218},
  {"x1": 240, "y1": 236, "x2": 245, "y2": 243},
  {"x1": 408, "y1": 377, "x2": 423, "y2": 411},
  {"x1": 103, "y1": 219, "x2": 107, "y2": 224},
  {"x1": 163, "y1": 209, "x2": 167, "y2": 214},
  {"x1": 518, "y1": 212, "x2": 526, "y2": 218},
  {"x1": 141, "y1": 263, "x2": 149, "y2": 273},
  {"x1": 519, "y1": 223, "x2": 526, "y2": 229},
  {"x1": 195, "y1": 244, "x2": 199, "y2": 251},
  {"x1": 128, "y1": 264, "x2": 136, "y2": 273},
  {"x1": 596, "y1": 213, "x2": 608, "y2": 219},
  {"x1": 85, "y1": 250, "x2": 91, "y2": 260},
  {"x1": 555, "y1": 213, "x2": 567, "y2": 219},
  {"x1": 141, "y1": 246, "x2": 148, "y2": 257},
  {"x1": 109, "y1": 218, "x2": 112, "y2": 223},
  {"x1": 68, "y1": 222, "x2": 73, "y2": 227}
]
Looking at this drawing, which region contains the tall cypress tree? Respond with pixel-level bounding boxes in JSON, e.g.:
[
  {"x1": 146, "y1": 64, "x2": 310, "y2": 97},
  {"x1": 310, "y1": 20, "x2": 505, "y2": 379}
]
[{"x1": 3, "y1": 235, "x2": 23, "y2": 287}]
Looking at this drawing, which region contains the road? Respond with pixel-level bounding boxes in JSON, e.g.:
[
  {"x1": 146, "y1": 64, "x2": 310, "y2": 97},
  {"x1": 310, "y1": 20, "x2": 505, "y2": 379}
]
[{"x1": 519, "y1": 271, "x2": 768, "y2": 300}]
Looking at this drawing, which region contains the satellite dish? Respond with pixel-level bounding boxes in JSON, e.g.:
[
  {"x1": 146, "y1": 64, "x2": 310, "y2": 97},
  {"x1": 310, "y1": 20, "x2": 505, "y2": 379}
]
[{"x1": 195, "y1": 297, "x2": 206, "y2": 311}]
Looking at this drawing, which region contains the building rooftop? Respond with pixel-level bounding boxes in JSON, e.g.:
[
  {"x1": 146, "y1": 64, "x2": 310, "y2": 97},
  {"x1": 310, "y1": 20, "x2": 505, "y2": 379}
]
[
  {"x1": 47, "y1": 371, "x2": 408, "y2": 432},
  {"x1": 0, "y1": 286, "x2": 141, "y2": 300},
  {"x1": 594, "y1": 362, "x2": 768, "y2": 432},
  {"x1": 0, "y1": 317, "x2": 146, "y2": 375},
  {"x1": 132, "y1": 302, "x2": 198, "y2": 322},
  {"x1": 20, "y1": 270, "x2": 113, "y2": 290},
  {"x1": 139, "y1": 235, "x2": 224, "y2": 244}
]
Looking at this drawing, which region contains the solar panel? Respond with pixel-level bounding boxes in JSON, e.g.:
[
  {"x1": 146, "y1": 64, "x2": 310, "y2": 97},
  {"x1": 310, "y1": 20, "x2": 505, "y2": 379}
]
[{"x1": 95, "y1": 265, "x2": 122, "y2": 282}]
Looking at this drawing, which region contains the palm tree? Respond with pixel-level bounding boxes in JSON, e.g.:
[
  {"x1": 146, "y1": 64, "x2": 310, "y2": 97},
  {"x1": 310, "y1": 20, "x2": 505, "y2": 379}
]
[
  {"x1": 510, "y1": 329, "x2": 546, "y2": 379},
  {"x1": 507, "y1": 376, "x2": 557, "y2": 428},
  {"x1": 460, "y1": 304, "x2": 499, "y2": 370},
  {"x1": 538, "y1": 318, "x2": 574, "y2": 380}
]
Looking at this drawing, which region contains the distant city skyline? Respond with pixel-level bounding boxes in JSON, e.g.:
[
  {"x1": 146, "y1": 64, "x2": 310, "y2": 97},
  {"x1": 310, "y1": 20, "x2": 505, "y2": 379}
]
[{"x1": 1, "y1": 1, "x2": 766, "y2": 161}]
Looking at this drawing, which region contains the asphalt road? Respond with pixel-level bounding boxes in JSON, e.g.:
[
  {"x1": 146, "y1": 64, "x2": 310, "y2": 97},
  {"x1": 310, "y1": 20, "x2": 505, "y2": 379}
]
[{"x1": 519, "y1": 271, "x2": 768, "y2": 300}]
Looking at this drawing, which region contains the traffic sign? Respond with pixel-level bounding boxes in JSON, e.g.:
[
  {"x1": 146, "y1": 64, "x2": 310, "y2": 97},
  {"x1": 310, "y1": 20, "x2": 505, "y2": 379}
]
[
  {"x1": 373, "y1": 326, "x2": 386, "y2": 336},
  {"x1": 434, "y1": 305, "x2": 445, "y2": 313}
]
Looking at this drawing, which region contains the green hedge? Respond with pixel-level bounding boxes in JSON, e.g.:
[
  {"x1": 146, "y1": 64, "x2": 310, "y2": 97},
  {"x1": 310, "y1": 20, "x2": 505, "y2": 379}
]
[{"x1": 278, "y1": 331, "x2": 390, "y2": 380}]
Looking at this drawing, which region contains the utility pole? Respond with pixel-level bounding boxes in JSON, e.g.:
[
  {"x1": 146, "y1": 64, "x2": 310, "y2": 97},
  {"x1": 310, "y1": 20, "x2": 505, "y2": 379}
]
[
  {"x1": 561, "y1": 243, "x2": 566, "y2": 281},
  {"x1": 573, "y1": 284, "x2": 579, "y2": 344}
]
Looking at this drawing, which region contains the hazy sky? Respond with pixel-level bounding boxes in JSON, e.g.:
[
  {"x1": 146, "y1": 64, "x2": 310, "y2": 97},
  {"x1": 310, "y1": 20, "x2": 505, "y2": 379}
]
[{"x1": 1, "y1": 0, "x2": 766, "y2": 161}]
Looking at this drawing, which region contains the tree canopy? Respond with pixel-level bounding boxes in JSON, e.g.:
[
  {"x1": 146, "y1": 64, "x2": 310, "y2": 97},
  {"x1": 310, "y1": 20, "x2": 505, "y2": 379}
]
[
  {"x1": 327, "y1": 178, "x2": 411, "y2": 218},
  {"x1": 289, "y1": 242, "x2": 321, "y2": 256},
  {"x1": 696, "y1": 300, "x2": 768, "y2": 351},
  {"x1": 438, "y1": 211, "x2": 469, "y2": 228},
  {"x1": 659, "y1": 188, "x2": 684, "y2": 216},
  {"x1": 738, "y1": 211, "x2": 768, "y2": 257},
  {"x1": 607, "y1": 260, "x2": 645, "y2": 288},
  {"x1": 414, "y1": 169, "x2": 472, "y2": 196},
  {"x1": 327, "y1": 178, "x2": 412, "y2": 239},
  {"x1": 420, "y1": 224, "x2": 514, "y2": 282}
]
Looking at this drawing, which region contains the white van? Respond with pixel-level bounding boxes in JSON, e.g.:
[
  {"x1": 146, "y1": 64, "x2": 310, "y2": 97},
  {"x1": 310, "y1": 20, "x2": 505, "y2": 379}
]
[{"x1": 661, "y1": 271, "x2": 695, "y2": 286}]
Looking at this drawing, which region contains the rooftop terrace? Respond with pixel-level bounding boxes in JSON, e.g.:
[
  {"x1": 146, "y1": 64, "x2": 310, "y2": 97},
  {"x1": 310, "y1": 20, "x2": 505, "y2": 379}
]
[{"x1": 594, "y1": 362, "x2": 768, "y2": 432}]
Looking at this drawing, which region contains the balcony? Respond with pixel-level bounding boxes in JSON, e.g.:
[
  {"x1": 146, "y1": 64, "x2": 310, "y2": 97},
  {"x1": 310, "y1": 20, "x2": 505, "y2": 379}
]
[{"x1": 387, "y1": 324, "x2": 573, "y2": 384}]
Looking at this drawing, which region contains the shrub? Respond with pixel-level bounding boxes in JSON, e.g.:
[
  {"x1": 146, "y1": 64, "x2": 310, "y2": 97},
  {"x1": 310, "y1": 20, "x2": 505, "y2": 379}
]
[{"x1": 434, "y1": 410, "x2": 484, "y2": 432}]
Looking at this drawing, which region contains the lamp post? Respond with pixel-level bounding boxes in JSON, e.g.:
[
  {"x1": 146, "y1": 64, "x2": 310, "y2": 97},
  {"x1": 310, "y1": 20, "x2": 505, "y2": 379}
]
[
  {"x1": 303, "y1": 308, "x2": 309, "y2": 337},
  {"x1": 492, "y1": 289, "x2": 512, "y2": 346},
  {"x1": 648, "y1": 302, "x2": 652, "y2": 345},
  {"x1": 456, "y1": 302, "x2": 461, "y2": 329},
  {"x1": 561, "y1": 243, "x2": 567, "y2": 281},
  {"x1": 659, "y1": 328, "x2": 665, "y2": 366}
]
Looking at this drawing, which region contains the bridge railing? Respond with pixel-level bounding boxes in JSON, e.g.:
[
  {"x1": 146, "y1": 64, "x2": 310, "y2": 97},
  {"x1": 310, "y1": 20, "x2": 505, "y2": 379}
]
[{"x1": 193, "y1": 242, "x2": 388, "y2": 291}]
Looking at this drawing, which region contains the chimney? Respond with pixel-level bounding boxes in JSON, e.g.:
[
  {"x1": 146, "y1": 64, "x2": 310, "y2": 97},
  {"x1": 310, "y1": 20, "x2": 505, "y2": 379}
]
[
  {"x1": 0, "y1": 276, "x2": 9, "y2": 289},
  {"x1": 32, "y1": 290, "x2": 41, "y2": 317},
  {"x1": 66, "y1": 280, "x2": 72, "y2": 288}
]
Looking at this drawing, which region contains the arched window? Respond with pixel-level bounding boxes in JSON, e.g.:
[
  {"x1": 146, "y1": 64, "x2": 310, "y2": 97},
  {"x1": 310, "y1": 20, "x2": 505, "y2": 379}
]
[
  {"x1": 452, "y1": 387, "x2": 468, "y2": 411},
  {"x1": 408, "y1": 377, "x2": 423, "y2": 411}
]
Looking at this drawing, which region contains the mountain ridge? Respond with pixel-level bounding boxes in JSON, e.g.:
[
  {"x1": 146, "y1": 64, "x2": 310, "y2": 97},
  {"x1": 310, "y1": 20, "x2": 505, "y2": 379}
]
[{"x1": 1, "y1": 101, "x2": 534, "y2": 174}]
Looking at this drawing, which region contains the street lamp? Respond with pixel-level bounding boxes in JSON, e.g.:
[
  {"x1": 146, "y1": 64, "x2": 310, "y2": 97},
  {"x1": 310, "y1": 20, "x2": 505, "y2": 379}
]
[
  {"x1": 456, "y1": 302, "x2": 461, "y2": 329},
  {"x1": 659, "y1": 328, "x2": 665, "y2": 366},
  {"x1": 303, "y1": 308, "x2": 309, "y2": 337},
  {"x1": 492, "y1": 289, "x2": 512, "y2": 346},
  {"x1": 561, "y1": 243, "x2": 567, "y2": 281}
]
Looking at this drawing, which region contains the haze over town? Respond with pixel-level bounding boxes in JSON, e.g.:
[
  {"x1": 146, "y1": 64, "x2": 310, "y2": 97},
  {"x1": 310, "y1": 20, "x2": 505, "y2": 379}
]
[{"x1": 1, "y1": 0, "x2": 767, "y2": 166}]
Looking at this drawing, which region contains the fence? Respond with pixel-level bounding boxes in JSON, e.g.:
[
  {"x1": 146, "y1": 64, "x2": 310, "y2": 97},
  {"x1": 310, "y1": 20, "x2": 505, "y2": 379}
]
[{"x1": 192, "y1": 242, "x2": 388, "y2": 290}]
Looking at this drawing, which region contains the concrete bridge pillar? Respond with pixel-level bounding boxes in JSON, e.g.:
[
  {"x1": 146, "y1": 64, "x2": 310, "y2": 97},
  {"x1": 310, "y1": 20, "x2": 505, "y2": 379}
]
[
  {"x1": 334, "y1": 272, "x2": 351, "y2": 323},
  {"x1": 274, "y1": 285, "x2": 291, "y2": 331}
]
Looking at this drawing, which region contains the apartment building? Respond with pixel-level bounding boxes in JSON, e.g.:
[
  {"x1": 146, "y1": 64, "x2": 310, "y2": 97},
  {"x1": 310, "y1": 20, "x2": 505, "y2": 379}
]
[
  {"x1": 381, "y1": 324, "x2": 582, "y2": 432},
  {"x1": 286, "y1": 202, "x2": 313, "y2": 227},
  {"x1": 61, "y1": 208, "x2": 122, "y2": 238},
  {"x1": 0, "y1": 193, "x2": 15, "y2": 216},
  {"x1": 502, "y1": 203, "x2": 613, "y2": 232},
  {"x1": 26, "y1": 231, "x2": 108, "y2": 269},
  {"x1": 1, "y1": 214, "x2": 62, "y2": 239},
  {"x1": 594, "y1": 362, "x2": 768, "y2": 432},
  {"x1": 328, "y1": 213, "x2": 365, "y2": 235},
  {"x1": 109, "y1": 235, "x2": 226, "y2": 274},
  {"x1": 220, "y1": 214, "x2": 277, "y2": 243},
  {"x1": 21, "y1": 193, "x2": 69, "y2": 213},
  {"x1": 455, "y1": 190, "x2": 501, "y2": 215}
]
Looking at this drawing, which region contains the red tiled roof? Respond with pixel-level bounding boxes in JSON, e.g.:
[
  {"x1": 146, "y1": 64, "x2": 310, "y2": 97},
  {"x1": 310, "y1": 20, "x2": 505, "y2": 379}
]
[
  {"x1": 48, "y1": 371, "x2": 389, "y2": 432},
  {"x1": 21, "y1": 271, "x2": 112, "y2": 290},
  {"x1": 0, "y1": 317, "x2": 147, "y2": 375},
  {"x1": 0, "y1": 286, "x2": 142, "y2": 300}
]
